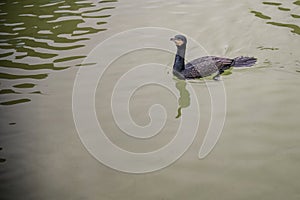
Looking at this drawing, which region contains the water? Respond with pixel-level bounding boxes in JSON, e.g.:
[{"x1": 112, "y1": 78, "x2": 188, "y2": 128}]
[{"x1": 1, "y1": 0, "x2": 300, "y2": 199}]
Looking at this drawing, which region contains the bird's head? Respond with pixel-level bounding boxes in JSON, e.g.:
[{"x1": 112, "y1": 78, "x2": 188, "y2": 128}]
[{"x1": 170, "y1": 35, "x2": 187, "y2": 47}]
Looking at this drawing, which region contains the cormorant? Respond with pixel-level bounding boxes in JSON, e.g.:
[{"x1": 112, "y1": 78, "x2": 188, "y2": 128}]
[{"x1": 170, "y1": 35, "x2": 257, "y2": 80}]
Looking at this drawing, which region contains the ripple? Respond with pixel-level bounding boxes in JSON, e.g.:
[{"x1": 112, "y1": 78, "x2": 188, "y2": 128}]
[
  {"x1": 0, "y1": 72, "x2": 48, "y2": 80},
  {"x1": 13, "y1": 37, "x2": 85, "y2": 50},
  {"x1": 75, "y1": 62, "x2": 97, "y2": 67},
  {"x1": 72, "y1": 30, "x2": 89, "y2": 35},
  {"x1": 250, "y1": 10, "x2": 271, "y2": 20},
  {"x1": 39, "y1": 1, "x2": 65, "y2": 8},
  {"x1": 2, "y1": 22, "x2": 24, "y2": 26},
  {"x1": 53, "y1": 55, "x2": 86, "y2": 63},
  {"x1": 291, "y1": 14, "x2": 300, "y2": 18},
  {"x1": 81, "y1": 6, "x2": 115, "y2": 14},
  {"x1": 75, "y1": 1, "x2": 95, "y2": 6},
  {"x1": 37, "y1": 30, "x2": 53, "y2": 34},
  {"x1": 0, "y1": 98, "x2": 31, "y2": 105},
  {"x1": 38, "y1": 15, "x2": 54, "y2": 19},
  {"x1": 13, "y1": 83, "x2": 35, "y2": 88},
  {"x1": 0, "y1": 60, "x2": 63, "y2": 70},
  {"x1": 0, "y1": 89, "x2": 18, "y2": 94},
  {"x1": 31, "y1": 91, "x2": 42, "y2": 94},
  {"x1": 0, "y1": 52, "x2": 14, "y2": 58},
  {"x1": 267, "y1": 21, "x2": 300, "y2": 35},
  {"x1": 19, "y1": 13, "x2": 37, "y2": 17},
  {"x1": 278, "y1": 7, "x2": 291, "y2": 11},
  {"x1": 54, "y1": 10, "x2": 81, "y2": 15},
  {"x1": 294, "y1": 0, "x2": 300, "y2": 6},
  {"x1": 97, "y1": 21, "x2": 107, "y2": 25},
  {"x1": 0, "y1": 32, "x2": 17, "y2": 36},
  {"x1": 59, "y1": 5, "x2": 71, "y2": 9},
  {"x1": 82, "y1": 14, "x2": 111, "y2": 18},
  {"x1": 24, "y1": 5, "x2": 34, "y2": 8},
  {"x1": 12, "y1": 27, "x2": 26, "y2": 31},
  {"x1": 72, "y1": 27, "x2": 107, "y2": 36},
  {"x1": 262, "y1": 1, "x2": 282, "y2": 6},
  {"x1": 257, "y1": 46, "x2": 279, "y2": 51},
  {"x1": 99, "y1": 0, "x2": 118, "y2": 3}
]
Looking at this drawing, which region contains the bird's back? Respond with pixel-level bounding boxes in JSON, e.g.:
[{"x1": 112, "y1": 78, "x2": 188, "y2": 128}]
[{"x1": 182, "y1": 56, "x2": 233, "y2": 78}]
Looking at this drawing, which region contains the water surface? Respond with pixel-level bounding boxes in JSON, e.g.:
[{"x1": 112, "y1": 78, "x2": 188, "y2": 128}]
[{"x1": 1, "y1": 0, "x2": 300, "y2": 199}]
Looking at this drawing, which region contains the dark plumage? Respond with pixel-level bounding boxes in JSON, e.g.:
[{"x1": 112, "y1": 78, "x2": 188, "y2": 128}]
[{"x1": 170, "y1": 35, "x2": 257, "y2": 80}]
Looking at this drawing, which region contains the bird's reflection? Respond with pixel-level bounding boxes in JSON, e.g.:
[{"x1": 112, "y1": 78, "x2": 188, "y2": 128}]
[{"x1": 175, "y1": 80, "x2": 191, "y2": 118}]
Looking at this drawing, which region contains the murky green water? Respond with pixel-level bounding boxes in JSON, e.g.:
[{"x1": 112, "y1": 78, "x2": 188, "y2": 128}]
[{"x1": 1, "y1": 0, "x2": 300, "y2": 199}]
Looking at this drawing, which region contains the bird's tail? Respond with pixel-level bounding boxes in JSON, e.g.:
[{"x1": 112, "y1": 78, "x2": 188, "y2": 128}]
[{"x1": 232, "y1": 56, "x2": 257, "y2": 67}]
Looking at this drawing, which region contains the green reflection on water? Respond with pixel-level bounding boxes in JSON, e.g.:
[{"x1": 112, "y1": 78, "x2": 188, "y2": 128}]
[
  {"x1": 251, "y1": 1, "x2": 300, "y2": 35},
  {"x1": 99, "y1": 0, "x2": 118, "y2": 3},
  {"x1": 0, "y1": 98, "x2": 31, "y2": 105},
  {"x1": 278, "y1": 7, "x2": 291, "y2": 11},
  {"x1": 267, "y1": 22, "x2": 300, "y2": 35},
  {"x1": 0, "y1": 72, "x2": 48, "y2": 80},
  {"x1": 31, "y1": 91, "x2": 42, "y2": 94},
  {"x1": 291, "y1": 14, "x2": 300, "y2": 18},
  {"x1": 75, "y1": 62, "x2": 97, "y2": 67},
  {"x1": 71, "y1": 27, "x2": 107, "y2": 36},
  {"x1": 53, "y1": 55, "x2": 86, "y2": 63},
  {"x1": 257, "y1": 46, "x2": 279, "y2": 51},
  {"x1": 262, "y1": 2, "x2": 282, "y2": 6},
  {"x1": 250, "y1": 11, "x2": 271, "y2": 20},
  {"x1": 294, "y1": 0, "x2": 300, "y2": 6},
  {"x1": 222, "y1": 69, "x2": 232, "y2": 76},
  {"x1": 0, "y1": 52, "x2": 13, "y2": 58},
  {"x1": 13, "y1": 83, "x2": 35, "y2": 88},
  {"x1": 0, "y1": 60, "x2": 61, "y2": 70},
  {"x1": 0, "y1": 0, "x2": 116, "y2": 105},
  {"x1": 0, "y1": 89, "x2": 18, "y2": 94},
  {"x1": 81, "y1": 6, "x2": 115, "y2": 14},
  {"x1": 82, "y1": 14, "x2": 111, "y2": 19}
]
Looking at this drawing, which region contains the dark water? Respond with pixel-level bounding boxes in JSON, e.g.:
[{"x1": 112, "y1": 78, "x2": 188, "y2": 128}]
[{"x1": 0, "y1": 0, "x2": 300, "y2": 199}]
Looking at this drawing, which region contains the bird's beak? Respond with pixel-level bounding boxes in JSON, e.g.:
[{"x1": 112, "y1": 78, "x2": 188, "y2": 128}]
[{"x1": 170, "y1": 38, "x2": 175, "y2": 41}]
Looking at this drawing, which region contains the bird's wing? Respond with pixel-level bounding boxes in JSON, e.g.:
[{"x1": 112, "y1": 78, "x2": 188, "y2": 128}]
[
  {"x1": 212, "y1": 57, "x2": 234, "y2": 69},
  {"x1": 185, "y1": 56, "x2": 218, "y2": 77},
  {"x1": 185, "y1": 56, "x2": 234, "y2": 76}
]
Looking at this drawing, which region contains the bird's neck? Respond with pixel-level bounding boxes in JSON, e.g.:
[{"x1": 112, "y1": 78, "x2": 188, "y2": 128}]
[{"x1": 173, "y1": 46, "x2": 186, "y2": 72}]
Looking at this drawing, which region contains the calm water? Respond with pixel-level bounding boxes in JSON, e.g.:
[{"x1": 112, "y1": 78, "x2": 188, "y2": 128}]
[{"x1": 1, "y1": 0, "x2": 300, "y2": 199}]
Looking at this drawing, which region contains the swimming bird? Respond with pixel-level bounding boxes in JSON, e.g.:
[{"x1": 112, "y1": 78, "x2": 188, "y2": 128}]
[{"x1": 170, "y1": 35, "x2": 257, "y2": 80}]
